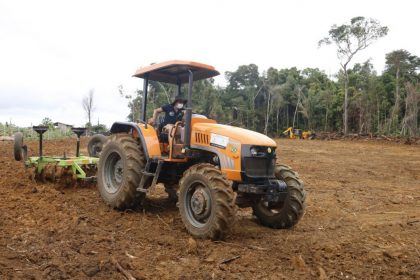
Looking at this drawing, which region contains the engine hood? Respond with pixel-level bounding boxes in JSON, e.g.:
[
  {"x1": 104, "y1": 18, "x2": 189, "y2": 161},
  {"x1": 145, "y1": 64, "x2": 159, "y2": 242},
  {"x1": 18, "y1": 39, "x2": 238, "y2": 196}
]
[{"x1": 192, "y1": 122, "x2": 276, "y2": 147}]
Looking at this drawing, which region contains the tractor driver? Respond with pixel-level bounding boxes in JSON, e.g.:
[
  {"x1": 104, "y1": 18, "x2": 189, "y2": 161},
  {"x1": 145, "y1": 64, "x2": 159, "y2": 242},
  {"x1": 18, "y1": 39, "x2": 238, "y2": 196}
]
[{"x1": 148, "y1": 96, "x2": 187, "y2": 136}]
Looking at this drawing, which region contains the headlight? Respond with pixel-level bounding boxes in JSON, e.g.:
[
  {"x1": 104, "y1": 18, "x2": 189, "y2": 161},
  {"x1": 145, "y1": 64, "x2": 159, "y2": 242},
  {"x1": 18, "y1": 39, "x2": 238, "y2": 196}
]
[{"x1": 250, "y1": 147, "x2": 258, "y2": 156}]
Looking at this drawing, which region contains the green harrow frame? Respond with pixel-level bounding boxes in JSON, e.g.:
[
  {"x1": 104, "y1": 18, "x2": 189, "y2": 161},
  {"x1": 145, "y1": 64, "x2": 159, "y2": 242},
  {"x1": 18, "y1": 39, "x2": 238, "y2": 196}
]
[
  {"x1": 25, "y1": 156, "x2": 99, "y2": 180},
  {"x1": 14, "y1": 126, "x2": 100, "y2": 183}
]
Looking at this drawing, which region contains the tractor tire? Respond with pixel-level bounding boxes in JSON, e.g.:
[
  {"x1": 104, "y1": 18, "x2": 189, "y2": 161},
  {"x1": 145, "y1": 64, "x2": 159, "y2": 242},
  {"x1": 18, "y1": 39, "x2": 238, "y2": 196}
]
[
  {"x1": 252, "y1": 164, "x2": 306, "y2": 229},
  {"x1": 97, "y1": 134, "x2": 145, "y2": 209},
  {"x1": 14, "y1": 132, "x2": 27, "y2": 161},
  {"x1": 88, "y1": 134, "x2": 107, "y2": 157},
  {"x1": 178, "y1": 163, "x2": 236, "y2": 240}
]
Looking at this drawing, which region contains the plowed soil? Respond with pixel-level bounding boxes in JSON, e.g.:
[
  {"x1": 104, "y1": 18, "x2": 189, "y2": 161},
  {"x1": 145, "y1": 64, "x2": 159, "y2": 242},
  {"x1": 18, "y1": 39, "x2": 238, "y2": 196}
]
[{"x1": 0, "y1": 138, "x2": 419, "y2": 279}]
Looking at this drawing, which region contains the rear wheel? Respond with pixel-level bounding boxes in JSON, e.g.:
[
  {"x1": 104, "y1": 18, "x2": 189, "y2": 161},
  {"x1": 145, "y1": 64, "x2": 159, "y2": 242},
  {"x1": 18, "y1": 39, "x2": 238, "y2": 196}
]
[
  {"x1": 14, "y1": 132, "x2": 27, "y2": 161},
  {"x1": 97, "y1": 134, "x2": 145, "y2": 209},
  {"x1": 252, "y1": 164, "x2": 306, "y2": 229},
  {"x1": 88, "y1": 134, "x2": 107, "y2": 157},
  {"x1": 178, "y1": 163, "x2": 236, "y2": 240}
]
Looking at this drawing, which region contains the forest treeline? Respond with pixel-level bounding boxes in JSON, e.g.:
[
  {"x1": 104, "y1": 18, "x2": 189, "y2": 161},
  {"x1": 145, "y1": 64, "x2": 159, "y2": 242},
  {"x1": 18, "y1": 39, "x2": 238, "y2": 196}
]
[
  {"x1": 120, "y1": 17, "x2": 419, "y2": 138},
  {"x1": 120, "y1": 48, "x2": 419, "y2": 137}
]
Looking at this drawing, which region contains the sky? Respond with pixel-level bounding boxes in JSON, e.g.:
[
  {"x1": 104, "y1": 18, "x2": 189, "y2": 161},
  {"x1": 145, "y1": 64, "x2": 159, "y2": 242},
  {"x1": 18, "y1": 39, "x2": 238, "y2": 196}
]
[{"x1": 0, "y1": 0, "x2": 419, "y2": 127}]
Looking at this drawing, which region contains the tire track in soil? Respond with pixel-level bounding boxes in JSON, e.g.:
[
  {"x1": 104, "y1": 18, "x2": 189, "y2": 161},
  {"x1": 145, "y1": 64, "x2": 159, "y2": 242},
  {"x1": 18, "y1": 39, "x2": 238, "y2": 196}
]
[{"x1": 0, "y1": 138, "x2": 419, "y2": 279}]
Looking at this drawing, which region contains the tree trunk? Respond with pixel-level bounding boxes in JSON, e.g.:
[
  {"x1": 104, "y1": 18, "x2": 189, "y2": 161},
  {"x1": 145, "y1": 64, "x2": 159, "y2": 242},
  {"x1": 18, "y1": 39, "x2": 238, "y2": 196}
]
[
  {"x1": 293, "y1": 104, "x2": 298, "y2": 128},
  {"x1": 402, "y1": 82, "x2": 419, "y2": 138},
  {"x1": 358, "y1": 96, "x2": 363, "y2": 134},
  {"x1": 389, "y1": 66, "x2": 400, "y2": 133},
  {"x1": 343, "y1": 67, "x2": 349, "y2": 134},
  {"x1": 293, "y1": 86, "x2": 302, "y2": 128},
  {"x1": 324, "y1": 107, "x2": 328, "y2": 131},
  {"x1": 377, "y1": 98, "x2": 380, "y2": 134},
  {"x1": 264, "y1": 91, "x2": 271, "y2": 135}
]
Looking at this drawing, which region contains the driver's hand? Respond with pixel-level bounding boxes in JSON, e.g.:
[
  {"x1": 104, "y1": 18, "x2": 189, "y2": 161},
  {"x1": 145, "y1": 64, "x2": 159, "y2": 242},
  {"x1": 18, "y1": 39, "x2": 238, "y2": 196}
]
[{"x1": 148, "y1": 118, "x2": 155, "y2": 126}]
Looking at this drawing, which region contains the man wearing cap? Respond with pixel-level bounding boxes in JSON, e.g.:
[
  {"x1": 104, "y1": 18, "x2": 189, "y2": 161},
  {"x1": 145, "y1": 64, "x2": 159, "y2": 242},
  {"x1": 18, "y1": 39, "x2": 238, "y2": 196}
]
[{"x1": 148, "y1": 96, "x2": 187, "y2": 134}]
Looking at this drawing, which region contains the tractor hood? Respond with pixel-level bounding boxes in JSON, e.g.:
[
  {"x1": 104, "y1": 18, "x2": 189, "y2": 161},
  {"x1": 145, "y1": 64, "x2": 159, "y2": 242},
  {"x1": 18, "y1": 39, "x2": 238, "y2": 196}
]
[{"x1": 192, "y1": 122, "x2": 277, "y2": 147}]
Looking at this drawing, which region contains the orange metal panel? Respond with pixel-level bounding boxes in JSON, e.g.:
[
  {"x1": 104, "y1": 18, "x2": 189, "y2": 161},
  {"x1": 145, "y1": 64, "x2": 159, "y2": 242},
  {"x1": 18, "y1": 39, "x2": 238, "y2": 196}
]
[
  {"x1": 133, "y1": 60, "x2": 217, "y2": 77},
  {"x1": 224, "y1": 170, "x2": 242, "y2": 181},
  {"x1": 191, "y1": 121, "x2": 244, "y2": 182},
  {"x1": 132, "y1": 60, "x2": 220, "y2": 84},
  {"x1": 191, "y1": 118, "x2": 216, "y2": 126},
  {"x1": 137, "y1": 123, "x2": 161, "y2": 157},
  {"x1": 193, "y1": 122, "x2": 277, "y2": 147}
]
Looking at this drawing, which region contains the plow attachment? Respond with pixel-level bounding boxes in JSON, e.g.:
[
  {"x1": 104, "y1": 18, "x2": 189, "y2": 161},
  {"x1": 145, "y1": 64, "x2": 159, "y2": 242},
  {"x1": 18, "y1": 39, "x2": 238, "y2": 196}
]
[{"x1": 14, "y1": 126, "x2": 103, "y2": 184}]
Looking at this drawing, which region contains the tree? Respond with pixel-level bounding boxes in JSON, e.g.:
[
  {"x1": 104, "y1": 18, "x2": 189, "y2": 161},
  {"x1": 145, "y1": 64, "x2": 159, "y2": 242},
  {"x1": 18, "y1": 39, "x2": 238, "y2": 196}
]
[
  {"x1": 118, "y1": 54, "x2": 419, "y2": 136},
  {"x1": 344, "y1": 60, "x2": 377, "y2": 133},
  {"x1": 384, "y1": 50, "x2": 420, "y2": 133},
  {"x1": 91, "y1": 121, "x2": 108, "y2": 134},
  {"x1": 401, "y1": 82, "x2": 419, "y2": 138},
  {"x1": 319, "y1": 16, "x2": 388, "y2": 134},
  {"x1": 293, "y1": 85, "x2": 305, "y2": 128},
  {"x1": 225, "y1": 64, "x2": 262, "y2": 130},
  {"x1": 83, "y1": 89, "x2": 95, "y2": 127},
  {"x1": 319, "y1": 82, "x2": 336, "y2": 131},
  {"x1": 41, "y1": 117, "x2": 54, "y2": 128},
  {"x1": 118, "y1": 85, "x2": 141, "y2": 122}
]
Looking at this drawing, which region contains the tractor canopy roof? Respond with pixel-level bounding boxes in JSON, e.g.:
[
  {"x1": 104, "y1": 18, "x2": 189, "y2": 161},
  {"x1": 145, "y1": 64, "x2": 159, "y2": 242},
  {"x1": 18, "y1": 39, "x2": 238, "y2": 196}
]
[{"x1": 133, "y1": 60, "x2": 219, "y2": 84}]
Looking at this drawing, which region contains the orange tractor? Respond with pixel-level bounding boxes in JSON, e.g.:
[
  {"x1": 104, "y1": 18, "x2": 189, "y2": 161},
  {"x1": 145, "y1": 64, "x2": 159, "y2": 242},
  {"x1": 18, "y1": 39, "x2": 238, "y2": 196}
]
[{"x1": 97, "y1": 61, "x2": 306, "y2": 239}]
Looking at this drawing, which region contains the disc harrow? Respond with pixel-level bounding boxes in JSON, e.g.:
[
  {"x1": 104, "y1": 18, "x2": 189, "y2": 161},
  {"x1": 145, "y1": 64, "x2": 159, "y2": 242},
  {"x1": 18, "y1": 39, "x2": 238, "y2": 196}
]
[{"x1": 14, "y1": 126, "x2": 100, "y2": 184}]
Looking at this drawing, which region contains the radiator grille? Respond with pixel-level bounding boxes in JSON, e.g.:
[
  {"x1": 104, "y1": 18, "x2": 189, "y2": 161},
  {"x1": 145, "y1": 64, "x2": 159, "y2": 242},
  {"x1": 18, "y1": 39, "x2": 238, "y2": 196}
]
[
  {"x1": 244, "y1": 157, "x2": 275, "y2": 177},
  {"x1": 195, "y1": 132, "x2": 209, "y2": 144}
]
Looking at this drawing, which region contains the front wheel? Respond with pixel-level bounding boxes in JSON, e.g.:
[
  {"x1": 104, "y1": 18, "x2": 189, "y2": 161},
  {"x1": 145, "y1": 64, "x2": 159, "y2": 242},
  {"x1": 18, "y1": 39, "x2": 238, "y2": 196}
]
[
  {"x1": 178, "y1": 163, "x2": 236, "y2": 240},
  {"x1": 252, "y1": 164, "x2": 306, "y2": 229}
]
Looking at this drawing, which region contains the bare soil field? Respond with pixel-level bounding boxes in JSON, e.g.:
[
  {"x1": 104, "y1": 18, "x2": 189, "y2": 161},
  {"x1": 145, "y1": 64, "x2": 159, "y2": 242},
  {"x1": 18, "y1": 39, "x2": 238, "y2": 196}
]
[{"x1": 0, "y1": 138, "x2": 419, "y2": 279}]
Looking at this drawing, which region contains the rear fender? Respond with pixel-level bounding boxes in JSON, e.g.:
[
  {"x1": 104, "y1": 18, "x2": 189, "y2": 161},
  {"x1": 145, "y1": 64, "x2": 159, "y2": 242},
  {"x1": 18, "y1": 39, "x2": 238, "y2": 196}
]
[{"x1": 110, "y1": 122, "x2": 161, "y2": 160}]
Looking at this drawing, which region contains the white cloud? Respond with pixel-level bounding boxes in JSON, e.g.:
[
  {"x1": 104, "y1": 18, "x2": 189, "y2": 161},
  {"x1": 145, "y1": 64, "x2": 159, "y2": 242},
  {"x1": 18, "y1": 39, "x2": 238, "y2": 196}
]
[{"x1": 0, "y1": 0, "x2": 418, "y2": 127}]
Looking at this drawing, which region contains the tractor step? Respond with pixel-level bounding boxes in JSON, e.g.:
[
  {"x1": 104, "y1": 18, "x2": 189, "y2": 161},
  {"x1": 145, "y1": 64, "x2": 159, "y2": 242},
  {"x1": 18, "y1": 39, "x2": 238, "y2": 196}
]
[{"x1": 136, "y1": 159, "x2": 164, "y2": 193}]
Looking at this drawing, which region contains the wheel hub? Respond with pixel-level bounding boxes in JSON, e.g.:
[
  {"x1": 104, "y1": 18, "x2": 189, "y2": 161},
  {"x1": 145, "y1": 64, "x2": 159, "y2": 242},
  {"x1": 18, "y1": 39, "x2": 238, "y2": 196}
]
[
  {"x1": 185, "y1": 183, "x2": 213, "y2": 227},
  {"x1": 190, "y1": 189, "x2": 207, "y2": 215},
  {"x1": 114, "y1": 159, "x2": 123, "y2": 183}
]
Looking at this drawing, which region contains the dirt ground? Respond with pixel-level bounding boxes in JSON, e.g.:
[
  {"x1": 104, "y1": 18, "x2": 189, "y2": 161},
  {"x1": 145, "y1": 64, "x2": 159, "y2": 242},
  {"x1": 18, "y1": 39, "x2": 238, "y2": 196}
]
[{"x1": 0, "y1": 137, "x2": 419, "y2": 279}]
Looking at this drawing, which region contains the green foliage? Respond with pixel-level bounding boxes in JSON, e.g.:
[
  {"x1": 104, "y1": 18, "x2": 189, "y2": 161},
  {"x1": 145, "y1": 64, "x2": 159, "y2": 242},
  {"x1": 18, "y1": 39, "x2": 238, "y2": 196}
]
[
  {"x1": 319, "y1": 16, "x2": 389, "y2": 65},
  {"x1": 319, "y1": 16, "x2": 389, "y2": 134},
  {"x1": 120, "y1": 50, "x2": 418, "y2": 137},
  {"x1": 91, "y1": 123, "x2": 108, "y2": 134},
  {"x1": 41, "y1": 117, "x2": 54, "y2": 128},
  {"x1": 0, "y1": 121, "x2": 73, "y2": 139}
]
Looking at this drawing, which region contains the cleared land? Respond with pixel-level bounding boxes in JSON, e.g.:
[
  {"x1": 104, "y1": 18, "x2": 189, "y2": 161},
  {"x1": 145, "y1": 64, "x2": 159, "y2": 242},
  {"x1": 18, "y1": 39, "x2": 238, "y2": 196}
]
[{"x1": 0, "y1": 138, "x2": 419, "y2": 279}]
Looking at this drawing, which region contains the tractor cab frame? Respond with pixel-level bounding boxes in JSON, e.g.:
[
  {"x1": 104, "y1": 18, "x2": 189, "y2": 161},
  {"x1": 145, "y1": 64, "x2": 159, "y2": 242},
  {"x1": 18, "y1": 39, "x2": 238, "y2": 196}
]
[
  {"x1": 134, "y1": 60, "x2": 219, "y2": 152},
  {"x1": 110, "y1": 61, "x2": 220, "y2": 163}
]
